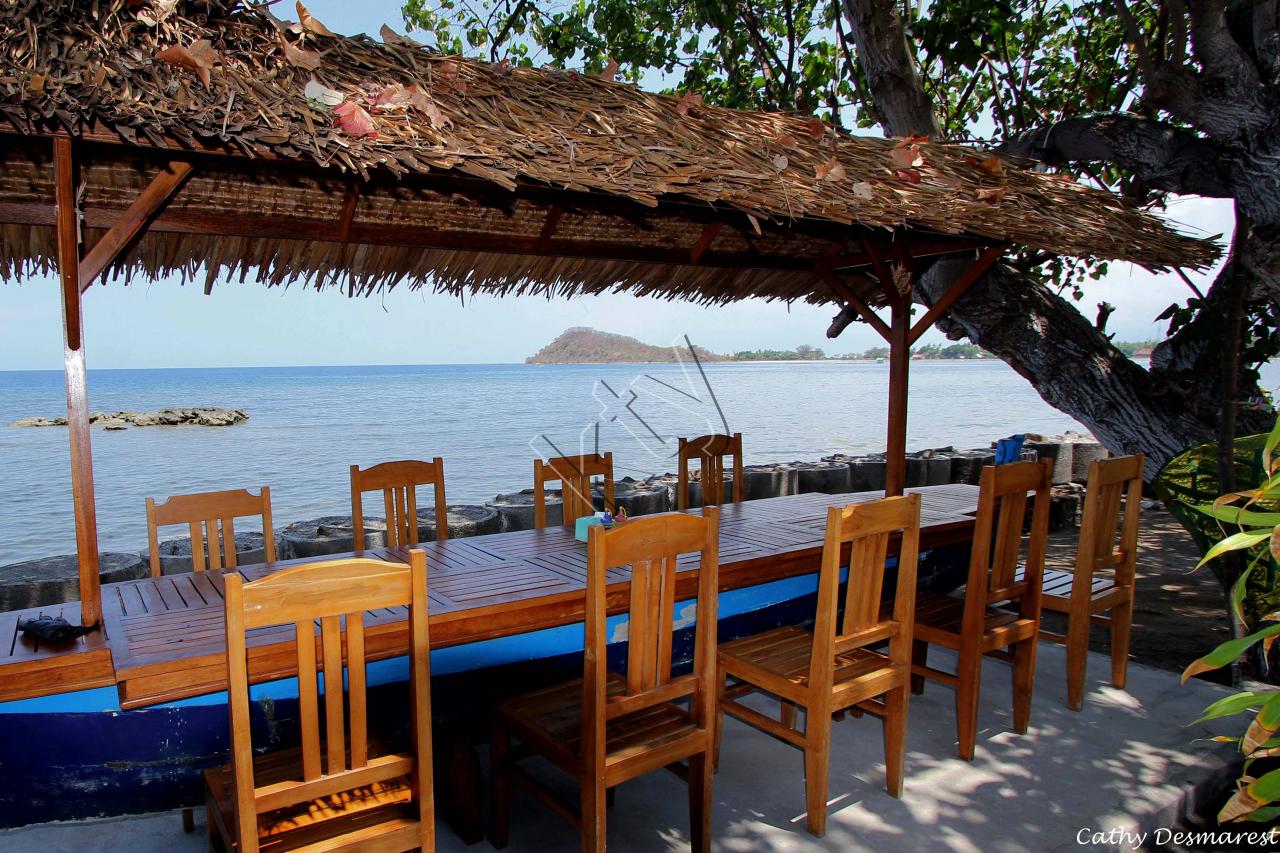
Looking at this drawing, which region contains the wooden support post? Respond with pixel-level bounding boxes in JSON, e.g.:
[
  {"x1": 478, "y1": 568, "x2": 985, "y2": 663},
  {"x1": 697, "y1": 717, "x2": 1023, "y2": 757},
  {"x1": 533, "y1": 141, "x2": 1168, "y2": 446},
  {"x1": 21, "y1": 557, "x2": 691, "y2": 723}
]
[
  {"x1": 54, "y1": 136, "x2": 102, "y2": 628},
  {"x1": 885, "y1": 295, "x2": 911, "y2": 497}
]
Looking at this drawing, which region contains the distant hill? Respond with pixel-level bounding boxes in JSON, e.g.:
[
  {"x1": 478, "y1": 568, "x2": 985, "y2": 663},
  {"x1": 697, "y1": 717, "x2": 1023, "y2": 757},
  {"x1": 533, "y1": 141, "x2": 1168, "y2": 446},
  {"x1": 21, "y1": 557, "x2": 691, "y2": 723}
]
[{"x1": 526, "y1": 328, "x2": 725, "y2": 364}]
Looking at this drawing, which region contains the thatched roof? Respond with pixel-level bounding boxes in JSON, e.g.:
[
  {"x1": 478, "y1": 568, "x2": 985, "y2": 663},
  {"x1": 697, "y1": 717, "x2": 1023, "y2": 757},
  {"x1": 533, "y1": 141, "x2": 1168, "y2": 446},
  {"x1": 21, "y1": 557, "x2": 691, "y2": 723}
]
[{"x1": 0, "y1": 0, "x2": 1217, "y2": 306}]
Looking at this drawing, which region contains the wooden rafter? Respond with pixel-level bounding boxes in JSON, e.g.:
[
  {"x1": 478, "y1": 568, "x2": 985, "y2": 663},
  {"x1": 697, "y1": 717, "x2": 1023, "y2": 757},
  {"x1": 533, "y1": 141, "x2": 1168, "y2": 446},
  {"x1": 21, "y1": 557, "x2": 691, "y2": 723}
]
[
  {"x1": 816, "y1": 269, "x2": 890, "y2": 341},
  {"x1": 688, "y1": 222, "x2": 722, "y2": 265},
  {"x1": 533, "y1": 205, "x2": 564, "y2": 253},
  {"x1": 337, "y1": 180, "x2": 360, "y2": 243},
  {"x1": 907, "y1": 244, "x2": 1006, "y2": 345},
  {"x1": 78, "y1": 161, "x2": 194, "y2": 293}
]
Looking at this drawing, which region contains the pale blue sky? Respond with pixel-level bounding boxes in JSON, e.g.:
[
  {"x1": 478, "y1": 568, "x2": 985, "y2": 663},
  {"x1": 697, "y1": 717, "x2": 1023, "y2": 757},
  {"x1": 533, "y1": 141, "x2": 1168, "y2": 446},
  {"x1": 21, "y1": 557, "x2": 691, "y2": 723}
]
[{"x1": 0, "y1": 0, "x2": 1232, "y2": 370}]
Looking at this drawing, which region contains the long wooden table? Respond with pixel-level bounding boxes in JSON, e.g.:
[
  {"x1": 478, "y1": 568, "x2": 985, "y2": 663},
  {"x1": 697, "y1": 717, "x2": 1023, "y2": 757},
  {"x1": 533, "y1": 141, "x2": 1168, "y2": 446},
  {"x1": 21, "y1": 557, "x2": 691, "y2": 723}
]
[{"x1": 0, "y1": 485, "x2": 979, "y2": 709}]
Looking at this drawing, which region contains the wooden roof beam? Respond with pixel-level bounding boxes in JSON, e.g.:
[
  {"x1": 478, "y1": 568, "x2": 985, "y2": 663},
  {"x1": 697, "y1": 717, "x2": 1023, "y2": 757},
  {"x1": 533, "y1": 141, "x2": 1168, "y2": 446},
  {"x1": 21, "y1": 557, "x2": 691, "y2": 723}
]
[
  {"x1": 533, "y1": 205, "x2": 564, "y2": 252},
  {"x1": 817, "y1": 269, "x2": 890, "y2": 341},
  {"x1": 689, "y1": 222, "x2": 723, "y2": 265},
  {"x1": 0, "y1": 201, "x2": 819, "y2": 274},
  {"x1": 78, "y1": 160, "x2": 194, "y2": 293},
  {"x1": 907, "y1": 244, "x2": 1006, "y2": 345}
]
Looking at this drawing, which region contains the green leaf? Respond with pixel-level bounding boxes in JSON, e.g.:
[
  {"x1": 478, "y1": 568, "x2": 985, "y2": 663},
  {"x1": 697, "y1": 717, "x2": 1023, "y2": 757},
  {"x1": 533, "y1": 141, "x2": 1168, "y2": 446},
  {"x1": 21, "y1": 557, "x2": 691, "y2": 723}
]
[
  {"x1": 1192, "y1": 503, "x2": 1280, "y2": 527},
  {"x1": 1197, "y1": 530, "x2": 1274, "y2": 568},
  {"x1": 1183, "y1": 624, "x2": 1280, "y2": 682},
  {"x1": 1193, "y1": 691, "x2": 1270, "y2": 724}
]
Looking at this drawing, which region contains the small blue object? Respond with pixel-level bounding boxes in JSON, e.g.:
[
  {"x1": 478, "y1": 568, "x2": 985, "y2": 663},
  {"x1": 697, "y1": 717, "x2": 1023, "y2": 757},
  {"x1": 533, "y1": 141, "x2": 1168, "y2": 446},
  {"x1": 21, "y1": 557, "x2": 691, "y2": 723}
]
[
  {"x1": 575, "y1": 513, "x2": 605, "y2": 542},
  {"x1": 995, "y1": 434, "x2": 1026, "y2": 465}
]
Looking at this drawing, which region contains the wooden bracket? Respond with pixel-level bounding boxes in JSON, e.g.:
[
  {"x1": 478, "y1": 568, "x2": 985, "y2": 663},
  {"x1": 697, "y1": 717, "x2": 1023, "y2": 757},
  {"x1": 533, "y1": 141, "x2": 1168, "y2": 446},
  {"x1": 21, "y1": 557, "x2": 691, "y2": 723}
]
[
  {"x1": 78, "y1": 160, "x2": 194, "y2": 293},
  {"x1": 533, "y1": 205, "x2": 564, "y2": 253},
  {"x1": 817, "y1": 269, "x2": 891, "y2": 341},
  {"x1": 337, "y1": 180, "x2": 361, "y2": 243},
  {"x1": 688, "y1": 222, "x2": 722, "y2": 265},
  {"x1": 907, "y1": 244, "x2": 1005, "y2": 345}
]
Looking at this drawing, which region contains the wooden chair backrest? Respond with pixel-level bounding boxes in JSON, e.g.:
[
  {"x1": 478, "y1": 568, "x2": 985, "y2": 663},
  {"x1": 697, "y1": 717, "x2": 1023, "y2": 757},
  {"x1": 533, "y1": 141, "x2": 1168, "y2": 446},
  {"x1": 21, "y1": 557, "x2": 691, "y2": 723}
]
[
  {"x1": 223, "y1": 552, "x2": 433, "y2": 853},
  {"x1": 146, "y1": 487, "x2": 275, "y2": 577},
  {"x1": 811, "y1": 494, "x2": 921, "y2": 684},
  {"x1": 583, "y1": 510, "x2": 720, "y2": 761},
  {"x1": 1077, "y1": 454, "x2": 1144, "y2": 592},
  {"x1": 351, "y1": 458, "x2": 448, "y2": 549},
  {"x1": 965, "y1": 459, "x2": 1053, "y2": 632},
  {"x1": 677, "y1": 432, "x2": 744, "y2": 509},
  {"x1": 534, "y1": 452, "x2": 614, "y2": 528}
]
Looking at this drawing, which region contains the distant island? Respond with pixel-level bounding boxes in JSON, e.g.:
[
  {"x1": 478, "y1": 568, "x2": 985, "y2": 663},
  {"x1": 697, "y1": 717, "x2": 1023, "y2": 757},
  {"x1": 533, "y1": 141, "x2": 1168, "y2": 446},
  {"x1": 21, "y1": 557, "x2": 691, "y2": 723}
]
[{"x1": 527, "y1": 328, "x2": 1158, "y2": 364}]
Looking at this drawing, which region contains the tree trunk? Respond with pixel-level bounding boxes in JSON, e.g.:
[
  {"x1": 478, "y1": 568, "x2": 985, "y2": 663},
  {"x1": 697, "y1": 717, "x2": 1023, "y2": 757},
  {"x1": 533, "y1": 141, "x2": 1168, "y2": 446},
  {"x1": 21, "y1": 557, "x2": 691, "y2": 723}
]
[{"x1": 840, "y1": 0, "x2": 1274, "y2": 479}]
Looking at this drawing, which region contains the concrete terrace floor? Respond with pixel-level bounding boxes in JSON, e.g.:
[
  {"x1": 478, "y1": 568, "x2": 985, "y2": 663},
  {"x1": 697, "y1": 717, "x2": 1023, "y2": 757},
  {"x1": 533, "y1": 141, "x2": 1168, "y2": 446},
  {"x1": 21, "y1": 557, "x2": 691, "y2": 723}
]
[{"x1": 0, "y1": 643, "x2": 1235, "y2": 853}]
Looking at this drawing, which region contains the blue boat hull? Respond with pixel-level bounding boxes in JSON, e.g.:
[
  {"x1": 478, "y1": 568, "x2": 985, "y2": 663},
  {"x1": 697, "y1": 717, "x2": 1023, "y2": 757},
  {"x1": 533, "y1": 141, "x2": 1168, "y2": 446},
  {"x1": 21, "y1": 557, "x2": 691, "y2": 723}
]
[{"x1": 0, "y1": 544, "x2": 969, "y2": 828}]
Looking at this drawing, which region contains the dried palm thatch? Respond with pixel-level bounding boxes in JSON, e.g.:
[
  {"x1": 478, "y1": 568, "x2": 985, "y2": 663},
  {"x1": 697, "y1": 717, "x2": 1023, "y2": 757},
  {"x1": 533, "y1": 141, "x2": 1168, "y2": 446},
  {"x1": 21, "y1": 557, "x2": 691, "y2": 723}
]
[{"x1": 0, "y1": 0, "x2": 1217, "y2": 307}]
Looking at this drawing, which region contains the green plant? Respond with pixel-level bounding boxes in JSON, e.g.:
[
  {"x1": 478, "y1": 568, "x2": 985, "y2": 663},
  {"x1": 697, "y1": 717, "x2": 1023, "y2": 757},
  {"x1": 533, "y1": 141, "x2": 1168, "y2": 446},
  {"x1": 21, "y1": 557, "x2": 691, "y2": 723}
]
[{"x1": 1183, "y1": 415, "x2": 1280, "y2": 822}]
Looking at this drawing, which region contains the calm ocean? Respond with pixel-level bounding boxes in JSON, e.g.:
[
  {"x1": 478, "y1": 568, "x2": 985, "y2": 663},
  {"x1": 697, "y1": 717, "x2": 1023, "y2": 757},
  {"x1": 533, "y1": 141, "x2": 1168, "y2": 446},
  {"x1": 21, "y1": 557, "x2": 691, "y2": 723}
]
[{"x1": 1, "y1": 359, "x2": 1275, "y2": 564}]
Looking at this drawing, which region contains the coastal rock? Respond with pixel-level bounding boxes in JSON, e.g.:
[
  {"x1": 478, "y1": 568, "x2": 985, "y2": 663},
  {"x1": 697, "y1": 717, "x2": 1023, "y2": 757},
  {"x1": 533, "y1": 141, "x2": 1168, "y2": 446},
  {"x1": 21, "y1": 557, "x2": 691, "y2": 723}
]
[
  {"x1": 486, "y1": 490, "x2": 563, "y2": 531},
  {"x1": 1067, "y1": 439, "x2": 1109, "y2": 483},
  {"x1": 10, "y1": 408, "x2": 248, "y2": 428},
  {"x1": 0, "y1": 552, "x2": 148, "y2": 610},
  {"x1": 744, "y1": 463, "x2": 798, "y2": 500},
  {"x1": 791, "y1": 460, "x2": 854, "y2": 494},
  {"x1": 951, "y1": 450, "x2": 996, "y2": 485},
  {"x1": 1025, "y1": 437, "x2": 1073, "y2": 484},
  {"x1": 149, "y1": 531, "x2": 271, "y2": 574},
  {"x1": 415, "y1": 505, "x2": 502, "y2": 540},
  {"x1": 280, "y1": 516, "x2": 387, "y2": 559},
  {"x1": 594, "y1": 477, "x2": 669, "y2": 517},
  {"x1": 907, "y1": 451, "x2": 952, "y2": 487},
  {"x1": 646, "y1": 472, "x2": 732, "y2": 508}
]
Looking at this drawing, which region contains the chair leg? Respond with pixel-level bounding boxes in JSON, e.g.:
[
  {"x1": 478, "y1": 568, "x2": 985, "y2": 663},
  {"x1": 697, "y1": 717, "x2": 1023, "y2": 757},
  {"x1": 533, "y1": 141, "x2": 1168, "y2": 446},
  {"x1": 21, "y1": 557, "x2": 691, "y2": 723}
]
[
  {"x1": 802, "y1": 712, "x2": 831, "y2": 837},
  {"x1": 688, "y1": 751, "x2": 714, "y2": 853},
  {"x1": 1012, "y1": 637, "x2": 1038, "y2": 735},
  {"x1": 182, "y1": 807, "x2": 195, "y2": 833},
  {"x1": 882, "y1": 686, "x2": 909, "y2": 798},
  {"x1": 580, "y1": 775, "x2": 607, "y2": 853},
  {"x1": 910, "y1": 640, "x2": 928, "y2": 695},
  {"x1": 955, "y1": 648, "x2": 983, "y2": 761},
  {"x1": 490, "y1": 718, "x2": 511, "y2": 850},
  {"x1": 1065, "y1": 604, "x2": 1090, "y2": 712},
  {"x1": 713, "y1": 671, "x2": 726, "y2": 772},
  {"x1": 781, "y1": 701, "x2": 797, "y2": 731},
  {"x1": 1110, "y1": 600, "x2": 1133, "y2": 690}
]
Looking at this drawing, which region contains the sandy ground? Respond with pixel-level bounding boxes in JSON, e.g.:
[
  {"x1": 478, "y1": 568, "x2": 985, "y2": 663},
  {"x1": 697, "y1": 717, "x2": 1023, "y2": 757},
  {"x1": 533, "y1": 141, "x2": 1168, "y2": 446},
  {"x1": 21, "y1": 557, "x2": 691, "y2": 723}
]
[{"x1": 1042, "y1": 504, "x2": 1232, "y2": 684}]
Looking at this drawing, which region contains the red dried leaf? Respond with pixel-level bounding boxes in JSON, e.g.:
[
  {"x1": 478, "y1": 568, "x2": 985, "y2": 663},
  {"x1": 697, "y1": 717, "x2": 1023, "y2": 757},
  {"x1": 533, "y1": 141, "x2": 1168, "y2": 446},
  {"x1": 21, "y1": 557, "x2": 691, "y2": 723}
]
[
  {"x1": 296, "y1": 2, "x2": 336, "y2": 38},
  {"x1": 597, "y1": 57, "x2": 619, "y2": 82},
  {"x1": 815, "y1": 159, "x2": 847, "y2": 182},
  {"x1": 896, "y1": 169, "x2": 922, "y2": 184},
  {"x1": 978, "y1": 154, "x2": 1006, "y2": 178},
  {"x1": 890, "y1": 145, "x2": 924, "y2": 169},
  {"x1": 675, "y1": 91, "x2": 703, "y2": 115},
  {"x1": 371, "y1": 83, "x2": 449, "y2": 129},
  {"x1": 976, "y1": 187, "x2": 1005, "y2": 204},
  {"x1": 333, "y1": 100, "x2": 378, "y2": 138},
  {"x1": 155, "y1": 39, "x2": 215, "y2": 88},
  {"x1": 804, "y1": 116, "x2": 825, "y2": 139},
  {"x1": 278, "y1": 34, "x2": 321, "y2": 71},
  {"x1": 435, "y1": 62, "x2": 467, "y2": 96},
  {"x1": 897, "y1": 133, "x2": 930, "y2": 144},
  {"x1": 493, "y1": 59, "x2": 512, "y2": 77}
]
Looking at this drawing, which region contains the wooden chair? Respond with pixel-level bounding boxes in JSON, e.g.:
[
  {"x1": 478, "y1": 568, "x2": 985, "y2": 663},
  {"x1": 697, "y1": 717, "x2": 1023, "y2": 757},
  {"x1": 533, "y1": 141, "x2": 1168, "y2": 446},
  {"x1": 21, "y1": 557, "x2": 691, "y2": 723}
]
[
  {"x1": 677, "y1": 433, "x2": 744, "y2": 509},
  {"x1": 911, "y1": 459, "x2": 1052, "y2": 760},
  {"x1": 491, "y1": 509, "x2": 720, "y2": 852},
  {"x1": 1037, "y1": 454, "x2": 1143, "y2": 711},
  {"x1": 145, "y1": 487, "x2": 275, "y2": 577},
  {"x1": 351, "y1": 458, "x2": 448, "y2": 548},
  {"x1": 533, "y1": 452, "x2": 614, "y2": 529},
  {"x1": 205, "y1": 552, "x2": 435, "y2": 852},
  {"x1": 715, "y1": 493, "x2": 921, "y2": 837}
]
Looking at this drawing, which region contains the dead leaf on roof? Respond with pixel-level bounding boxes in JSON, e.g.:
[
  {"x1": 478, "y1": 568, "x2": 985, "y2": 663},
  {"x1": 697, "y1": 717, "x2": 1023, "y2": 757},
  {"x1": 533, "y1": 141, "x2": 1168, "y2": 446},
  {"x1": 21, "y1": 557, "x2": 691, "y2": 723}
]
[
  {"x1": 296, "y1": 2, "x2": 336, "y2": 38},
  {"x1": 889, "y1": 145, "x2": 923, "y2": 169},
  {"x1": 978, "y1": 155, "x2": 1006, "y2": 178},
  {"x1": 304, "y1": 78, "x2": 344, "y2": 108},
  {"x1": 379, "y1": 24, "x2": 422, "y2": 47},
  {"x1": 155, "y1": 39, "x2": 215, "y2": 88},
  {"x1": 333, "y1": 100, "x2": 377, "y2": 138},
  {"x1": 598, "y1": 58, "x2": 618, "y2": 82},
  {"x1": 771, "y1": 154, "x2": 789, "y2": 171},
  {"x1": 135, "y1": 0, "x2": 177, "y2": 26},
  {"x1": 675, "y1": 91, "x2": 702, "y2": 115},
  {"x1": 815, "y1": 159, "x2": 846, "y2": 182},
  {"x1": 850, "y1": 181, "x2": 874, "y2": 200},
  {"x1": 804, "y1": 117, "x2": 825, "y2": 139},
  {"x1": 279, "y1": 34, "x2": 321, "y2": 71}
]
